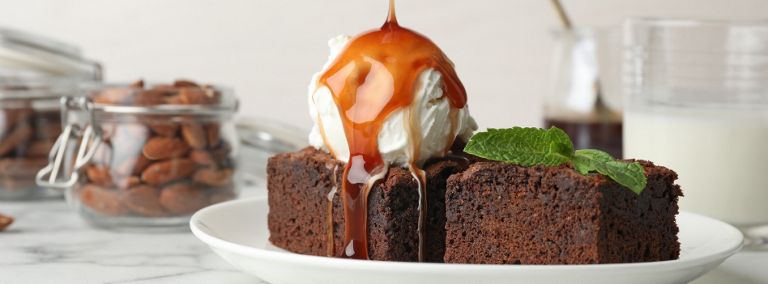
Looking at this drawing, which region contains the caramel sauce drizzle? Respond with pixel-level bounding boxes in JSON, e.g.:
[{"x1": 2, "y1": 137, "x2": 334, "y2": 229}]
[
  {"x1": 318, "y1": 0, "x2": 466, "y2": 260},
  {"x1": 326, "y1": 165, "x2": 339, "y2": 257}
]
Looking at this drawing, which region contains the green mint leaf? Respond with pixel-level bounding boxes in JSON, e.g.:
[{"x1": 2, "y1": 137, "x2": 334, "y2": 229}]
[
  {"x1": 463, "y1": 127, "x2": 574, "y2": 167},
  {"x1": 573, "y1": 149, "x2": 647, "y2": 195},
  {"x1": 463, "y1": 128, "x2": 648, "y2": 195},
  {"x1": 572, "y1": 149, "x2": 614, "y2": 175}
]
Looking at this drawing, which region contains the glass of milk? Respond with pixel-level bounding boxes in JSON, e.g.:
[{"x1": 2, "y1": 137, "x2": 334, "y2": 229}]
[{"x1": 624, "y1": 18, "x2": 768, "y2": 249}]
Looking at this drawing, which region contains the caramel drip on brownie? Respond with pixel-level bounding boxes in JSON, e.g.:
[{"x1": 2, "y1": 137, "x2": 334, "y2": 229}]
[
  {"x1": 326, "y1": 165, "x2": 339, "y2": 257},
  {"x1": 317, "y1": 0, "x2": 467, "y2": 260},
  {"x1": 408, "y1": 162, "x2": 427, "y2": 260},
  {"x1": 404, "y1": 92, "x2": 428, "y2": 261}
]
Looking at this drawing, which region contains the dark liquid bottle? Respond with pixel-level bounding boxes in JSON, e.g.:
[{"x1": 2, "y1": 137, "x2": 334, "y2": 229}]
[
  {"x1": 544, "y1": 95, "x2": 623, "y2": 158},
  {"x1": 545, "y1": 28, "x2": 624, "y2": 158},
  {"x1": 543, "y1": 119, "x2": 622, "y2": 158}
]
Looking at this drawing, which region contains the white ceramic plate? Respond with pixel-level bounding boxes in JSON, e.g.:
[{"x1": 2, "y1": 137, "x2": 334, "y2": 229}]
[{"x1": 191, "y1": 197, "x2": 743, "y2": 284}]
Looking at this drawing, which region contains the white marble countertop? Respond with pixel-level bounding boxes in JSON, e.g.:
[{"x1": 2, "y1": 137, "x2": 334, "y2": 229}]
[
  {"x1": 0, "y1": 186, "x2": 268, "y2": 284},
  {"x1": 1, "y1": 186, "x2": 766, "y2": 284}
]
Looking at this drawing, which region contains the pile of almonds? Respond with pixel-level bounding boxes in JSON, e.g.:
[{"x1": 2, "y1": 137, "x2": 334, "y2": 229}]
[
  {"x1": 80, "y1": 80, "x2": 236, "y2": 217},
  {"x1": 0, "y1": 100, "x2": 61, "y2": 197}
]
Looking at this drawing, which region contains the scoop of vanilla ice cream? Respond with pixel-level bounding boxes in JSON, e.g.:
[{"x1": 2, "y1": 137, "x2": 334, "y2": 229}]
[{"x1": 308, "y1": 35, "x2": 477, "y2": 167}]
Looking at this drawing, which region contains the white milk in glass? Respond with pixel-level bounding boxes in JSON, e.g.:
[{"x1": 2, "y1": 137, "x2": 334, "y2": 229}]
[{"x1": 625, "y1": 105, "x2": 768, "y2": 226}]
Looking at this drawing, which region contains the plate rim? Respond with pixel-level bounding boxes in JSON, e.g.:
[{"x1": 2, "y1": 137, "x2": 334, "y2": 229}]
[{"x1": 190, "y1": 196, "x2": 744, "y2": 273}]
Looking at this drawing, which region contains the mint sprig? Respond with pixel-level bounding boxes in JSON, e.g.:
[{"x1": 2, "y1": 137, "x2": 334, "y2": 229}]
[
  {"x1": 573, "y1": 149, "x2": 647, "y2": 194},
  {"x1": 461, "y1": 127, "x2": 573, "y2": 166},
  {"x1": 464, "y1": 127, "x2": 647, "y2": 194}
]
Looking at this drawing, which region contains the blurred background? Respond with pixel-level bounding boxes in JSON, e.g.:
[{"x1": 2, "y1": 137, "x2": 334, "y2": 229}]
[{"x1": 1, "y1": 0, "x2": 767, "y2": 131}]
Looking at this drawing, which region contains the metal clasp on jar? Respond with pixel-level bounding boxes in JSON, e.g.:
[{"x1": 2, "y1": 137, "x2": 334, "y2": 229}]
[{"x1": 36, "y1": 96, "x2": 102, "y2": 189}]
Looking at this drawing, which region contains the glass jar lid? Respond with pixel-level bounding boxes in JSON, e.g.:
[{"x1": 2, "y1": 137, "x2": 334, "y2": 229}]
[{"x1": 0, "y1": 26, "x2": 101, "y2": 99}]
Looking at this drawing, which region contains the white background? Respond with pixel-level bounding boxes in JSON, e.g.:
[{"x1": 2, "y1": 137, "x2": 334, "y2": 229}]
[{"x1": 1, "y1": 0, "x2": 766, "y2": 131}]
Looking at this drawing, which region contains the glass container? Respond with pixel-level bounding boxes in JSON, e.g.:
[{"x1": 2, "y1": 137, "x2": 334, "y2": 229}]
[
  {"x1": 0, "y1": 27, "x2": 100, "y2": 200},
  {"x1": 544, "y1": 28, "x2": 624, "y2": 158},
  {"x1": 623, "y1": 18, "x2": 768, "y2": 249},
  {"x1": 37, "y1": 81, "x2": 240, "y2": 230}
]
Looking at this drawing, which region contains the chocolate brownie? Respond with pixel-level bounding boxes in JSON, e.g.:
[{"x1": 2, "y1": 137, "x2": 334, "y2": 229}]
[
  {"x1": 444, "y1": 160, "x2": 681, "y2": 264},
  {"x1": 267, "y1": 147, "x2": 468, "y2": 262}
]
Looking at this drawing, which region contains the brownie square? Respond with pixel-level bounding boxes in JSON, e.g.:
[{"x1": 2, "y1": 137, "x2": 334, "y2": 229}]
[
  {"x1": 444, "y1": 160, "x2": 682, "y2": 264},
  {"x1": 267, "y1": 147, "x2": 467, "y2": 262}
]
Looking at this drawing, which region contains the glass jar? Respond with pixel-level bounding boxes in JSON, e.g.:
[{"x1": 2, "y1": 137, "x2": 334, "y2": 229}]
[
  {"x1": 0, "y1": 27, "x2": 101, "y2": 200},
  {"x1": 235, "y1": 117, "x2": 305, "y2": 190},
  {"x1": 623, "y1": 18, "x2": 768, "y2": 249},
  {"x1": 544, "y1": 28, "x2": 624, "y2": 158},
  {"x1": 37, "y1": 80, "x2": 240, "y2": 230}
]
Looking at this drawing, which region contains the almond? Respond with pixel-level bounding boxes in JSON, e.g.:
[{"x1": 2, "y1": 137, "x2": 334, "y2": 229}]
[
  {"x1": 181, "y1": 124, "x2": 207, "y2": 149},
  {"x1": 123, "y1": 185, "x2": 165, "y2": 217},
  {"x1": 86, "y1": 165, "x2": 113, "y2": 186},
  {"x1": 190, "y1": 150, "x2": 216, "y2": 166},
  {"x1": 33, "y1": 117, "x2": 63, "y2": 140},
  {"x1": 130, "y1": 79, "x2": 145, "y2": 88},
  {"x1": 144, "y1": 115, "x2": 179, "y2": 137},
  {"x1": 143, "y1": 137, "x2": 190, "y2": 160},
  {"x1": 0, "y1": 213, "x2": 13, "y2": 232},
  {"x1": 79, "y1": 184, "x2": 126, "y2": 216},
  {"x1": 152, "y1": 83, "x2": 175, "y2": 91},
  {"x1": 149, "y1": 124, "x2": 179, "y2": 137},
  {"x1": 165, "y1": 94, "x2": 183, "y2": 105},
  {"x1": 135, "y1": 89, "x2": 174, "y2": 106},
  {"x1": 0, "y1": 124, "x2": 32, "y2": 156},
  {"x1": 173, "y1": 80, "x2": 199, "y2": 88},
  {"x1": 1, "y1": 107, "x2": 32, "y2": 132},
  {"x1": 132, "y1": 155, "x2": 152, "y2": 175},
  {"x1": 159, "y1": 183, "x2": 208, "y2": 215},
  {"x1": 93, "y1": 87, "x2": 136, "y2": 105},
  {"x1": 202, "y1": 85, "x2": 222, "y2": 105},
  {"x1": 141, "y1": 158, "x2": 196, "y2": 185},
  {"x1": 193, "y1": 168, "x2": 233, "y2": 187},
  {"x1": 25, "y1": 141, "x2": 54, "y2": 158},
  {"x1": 178, "y1": 87, "x2": 211, "y2": 105},
  {"x1": 206, "y1": 124, "x2": 221, "y2": 147}
]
